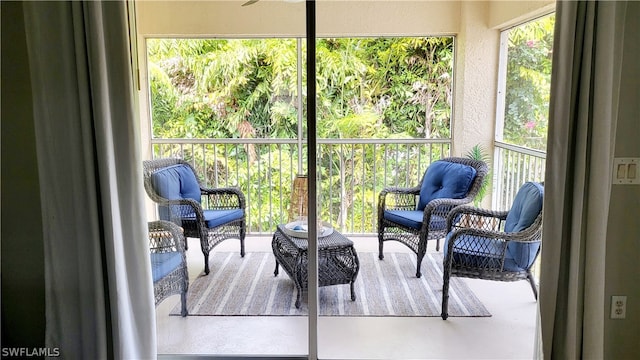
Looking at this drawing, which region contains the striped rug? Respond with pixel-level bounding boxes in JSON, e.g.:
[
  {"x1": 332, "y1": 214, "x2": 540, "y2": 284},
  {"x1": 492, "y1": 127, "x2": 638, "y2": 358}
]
[{"x1": 171, "y1": 251, "x2": 491, "y2": 317}]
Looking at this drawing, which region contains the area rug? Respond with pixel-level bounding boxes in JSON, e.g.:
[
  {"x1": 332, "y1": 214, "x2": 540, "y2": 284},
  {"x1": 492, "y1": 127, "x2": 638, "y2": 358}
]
[{"x1": 171, "y1": 251, "x2": 491, "y2": 317}]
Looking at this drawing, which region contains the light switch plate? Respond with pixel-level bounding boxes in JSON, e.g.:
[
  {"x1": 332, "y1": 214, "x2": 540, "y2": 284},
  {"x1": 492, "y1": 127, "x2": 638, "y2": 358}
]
[{"x1": 613, "y1": 158, "x2": 640, "y2": 184}]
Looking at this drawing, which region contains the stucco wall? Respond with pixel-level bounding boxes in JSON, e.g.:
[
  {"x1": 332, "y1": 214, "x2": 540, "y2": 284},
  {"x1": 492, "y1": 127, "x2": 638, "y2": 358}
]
[
  {"x1": 137, "y1": 0, "x2": 460, "y2": 37},
  {"x1": 137, "y1": 0, "x2": 555, "y2": 36},
  {"x1": 488, "y1": 0, "x2": 554, "y2": 29},
  {"x1": 451, "y1": 1, "x2": 498, "y2": 158}
]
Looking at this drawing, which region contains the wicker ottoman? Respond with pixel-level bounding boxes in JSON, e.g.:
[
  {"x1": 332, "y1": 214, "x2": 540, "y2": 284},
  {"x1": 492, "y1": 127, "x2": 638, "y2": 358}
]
[{"x1": 272, "y1": 224, "x2": 360, "y2": 308}]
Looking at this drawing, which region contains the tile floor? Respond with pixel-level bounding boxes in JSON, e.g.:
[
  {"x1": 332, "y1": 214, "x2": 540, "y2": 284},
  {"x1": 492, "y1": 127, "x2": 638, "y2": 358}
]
[{"x1": 156, "y1": 235, "x2": 538, "y2": 359}]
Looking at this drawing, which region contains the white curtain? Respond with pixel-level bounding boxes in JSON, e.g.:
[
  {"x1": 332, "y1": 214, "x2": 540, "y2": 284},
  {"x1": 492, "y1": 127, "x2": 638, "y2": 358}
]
[
  {"x1": 23, "y1": 1, "x2": 155, "y2": 358},
  {"x1": 539, "y1": 1, "x2": 627, "y2": 358}
]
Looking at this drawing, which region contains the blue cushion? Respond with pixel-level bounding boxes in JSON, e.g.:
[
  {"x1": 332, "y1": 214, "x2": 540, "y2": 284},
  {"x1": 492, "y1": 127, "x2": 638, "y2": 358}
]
[
  {"x1": 151, "y1": 164, "x2": 202, "y2": 220},
  {"x1": 417, "y1": 161, "x2": 477, "y2": 211},
  {"x1": 505, "y1": 182, "x2": 544, "y2": 269},
  {"x1": 504, "y1": 182, "x2": 544, "y2": 232},
  {"x1": 444, "y1": 182, "x2": 543, "y2": 272},
  {"x1": 182, "y1": 209, "x2": 245, "y2": 229},
  {"x1": 508, "y1": 241, "x2": 541, "y2": 270},
  {"x1": 150, "y1": 252, "x2": 182, "y2": 282},
  {"x1": 383, "y1": 210, "x2": 446, "y2": 231},
  {"x1": 151, "y1": 164, "x2": 201, "y2": 201}
]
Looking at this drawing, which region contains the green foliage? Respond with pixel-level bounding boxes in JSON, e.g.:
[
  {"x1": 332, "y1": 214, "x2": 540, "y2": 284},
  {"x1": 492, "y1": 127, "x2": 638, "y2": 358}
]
[
  {"x1": 148, "y1": 37, "x2": 453, "y2": 141},
  {"x1": 503, "y1": 14, "x2": 555, "y2": 151},
  {"x1": 465, "y1": 144, "x2": 491, "y2": 206},
  {"x1": 147, "y1": 37, "x2": 454, "y2": 231},
  {"x1": 148, "y1": 38, "x2": 300, "y2": 140}
]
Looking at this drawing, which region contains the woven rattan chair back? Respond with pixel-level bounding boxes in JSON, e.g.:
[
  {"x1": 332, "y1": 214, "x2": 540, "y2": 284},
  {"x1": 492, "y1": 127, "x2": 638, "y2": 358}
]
[
  {"x1": 377, "y1": 157, "x2": 489, "y2": 278},
  {"x1": 143, "y1": 157, "x2": 246, "y2": 275},
  {"x1": 149, "y1": 220, "x2": 188, "y2": 316},
  {"x1": 440, "y1": 181, "x2": 544, "y2": 320}
]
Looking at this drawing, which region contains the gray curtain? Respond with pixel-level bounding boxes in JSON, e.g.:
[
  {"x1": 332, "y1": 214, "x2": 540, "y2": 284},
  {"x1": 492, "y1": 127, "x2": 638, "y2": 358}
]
[
  {"x1": 23, "y1": 1, "x2": 155, "y2": 358},
  {"x1": 539, "y1": 1, "x2": 627, "y2": 358}
]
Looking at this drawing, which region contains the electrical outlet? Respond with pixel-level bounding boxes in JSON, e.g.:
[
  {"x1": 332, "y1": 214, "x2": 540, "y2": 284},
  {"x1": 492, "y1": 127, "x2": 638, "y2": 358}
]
[{"x1": 611, "y1": 295, "x2": 627, "y2": 319}]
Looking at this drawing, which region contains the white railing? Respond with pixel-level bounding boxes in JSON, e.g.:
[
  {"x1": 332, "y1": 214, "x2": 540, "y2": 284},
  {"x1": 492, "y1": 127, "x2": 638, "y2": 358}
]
[
  {"x1": 492, "y1": 141, "x2": 546, "y2": 210},
  {"x1": 151, "y1": 138, "x2": 546, "y2": 238},
  {"x1": 492, "y1": 141, "x2": 547, "y2": 282},
  {"x1": 151, "y1": 138, "x2": 451, "y2": 235}
]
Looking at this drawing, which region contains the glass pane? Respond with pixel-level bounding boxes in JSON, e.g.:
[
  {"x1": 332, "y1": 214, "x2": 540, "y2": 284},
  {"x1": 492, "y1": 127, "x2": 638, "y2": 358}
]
[
  {"x1": 315, "y1": 37, "x2": 454, "y2": 140},
  {"x1": 146, "y1": 36, "x2": 453, "y2": 236},
  {"x1": 145, "y1": 33, "x2": 458, "y2": 360},
  {"x1": 146, "y1": 37, "x2": 309, "y2": 357},
  {"x1": 147, "y1": 38, "x2": 300, "y2": 140},
  {"x1": 501, "y1": 14, "x2": 555, "y2": 151}
]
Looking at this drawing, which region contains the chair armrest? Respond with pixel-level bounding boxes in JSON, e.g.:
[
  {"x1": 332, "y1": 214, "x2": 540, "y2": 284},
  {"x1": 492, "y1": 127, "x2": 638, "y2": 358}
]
[
  {"x1": 446, "y1": 205, "x2": 509, "y2": 231},
  {"x1": 149, "y1": 220, "x2": 186, "y2": 253},
  {"x1": 420, "y1": 197, "x2": 483, "y2": 230},
  {"x1": 201, "y1": 186, "x2": 246, "y2": 210},
  {"x1": 378, "y1": 186, "x2": 421, "y2": 224},
  {"x1": 449, "y1": 205, "x2": 509, "y2": 218},
  {"x1": 378, "y1": 185, "x2": 421, "y2": 211},
  {"x1": 155, "y1": 197, "x2": 206, "y2": 220},
  {"x1": 423, "y1": 197, "x2": 479, "y2": 214}
]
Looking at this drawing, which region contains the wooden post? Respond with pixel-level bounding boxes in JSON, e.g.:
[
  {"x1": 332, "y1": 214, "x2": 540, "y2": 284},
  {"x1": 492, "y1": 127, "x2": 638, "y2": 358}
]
[{"x1": 289, "y1": 174, "x2": 308, "y2": 222}]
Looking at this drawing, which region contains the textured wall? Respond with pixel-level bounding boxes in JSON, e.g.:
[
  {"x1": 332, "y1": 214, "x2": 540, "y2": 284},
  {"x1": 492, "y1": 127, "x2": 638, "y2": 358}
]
[
  {"x1": 605, "y1": 1, "x2": 640, "y2": 357},
  {"x1": 488, "y1": 0, "x2": 555, "y2": 29},
  {"x1": 137, "y1": 1, "x2": 460, "y2": 37},
  {"x1": 451, "y1": 1, "x2": 499, "y2": 198}
]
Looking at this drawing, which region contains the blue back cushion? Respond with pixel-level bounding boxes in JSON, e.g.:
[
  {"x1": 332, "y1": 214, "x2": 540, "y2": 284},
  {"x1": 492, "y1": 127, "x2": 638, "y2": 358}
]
[
  {"x1": 505, "y1": 182, "x2": 544, "y2": 232},
  {"x1": 417, "y1": 161, "x2": 477, "y2": 211},
  {"x1": 151, "y1": 164, "x2": 201, "y2": 219},
  {"x1": 505, "y1": 182, "x2": 544, "y2": 269}
]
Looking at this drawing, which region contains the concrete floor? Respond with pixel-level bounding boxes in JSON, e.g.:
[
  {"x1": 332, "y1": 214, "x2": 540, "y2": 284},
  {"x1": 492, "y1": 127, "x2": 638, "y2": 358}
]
[{"x1": 156, "y1": 236, "x2": 538, "y2": 359}]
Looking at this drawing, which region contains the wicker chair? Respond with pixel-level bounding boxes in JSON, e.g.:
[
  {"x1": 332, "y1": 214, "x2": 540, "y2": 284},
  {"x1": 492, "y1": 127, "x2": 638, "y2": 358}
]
[
  {"x1": 149, "y1": 220, "x2": 188, "y2": 316},
  {"x1": 143, "y1": 158, "x2": 246, "y2": 275},
  {"x1": 378, "y1": 157, "x2": 488, "y2": 278},
  {"x1": 441, "y1": 181, "x2": 544, "y2": 320}
]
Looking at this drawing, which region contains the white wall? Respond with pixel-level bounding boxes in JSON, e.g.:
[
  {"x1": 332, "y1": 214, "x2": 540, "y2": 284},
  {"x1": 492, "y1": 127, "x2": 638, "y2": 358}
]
[
  {"x1": 605, "y1": 1, "x2": 640, "y2": 357},
  {"x1": 488, "y1": 0, "x2": 554, "y2": 29},
  {"x1": 451, "y1": 1, "x2": 499, "y2": 158},
  {"x1": 137, "y1": 1, "x2": 460, "y2": 37}
]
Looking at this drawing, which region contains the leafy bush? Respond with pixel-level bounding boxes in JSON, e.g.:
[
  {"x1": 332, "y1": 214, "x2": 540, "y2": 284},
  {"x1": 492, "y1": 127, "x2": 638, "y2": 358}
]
[{"x1": 503, "y1": 14, "x2": 555, "y2": 151}]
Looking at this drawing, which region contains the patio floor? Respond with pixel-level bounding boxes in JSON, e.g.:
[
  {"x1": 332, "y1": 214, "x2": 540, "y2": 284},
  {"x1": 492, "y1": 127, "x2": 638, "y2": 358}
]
[{"x1": 156, "y1": 235, "x2": 538, "y2": 359}]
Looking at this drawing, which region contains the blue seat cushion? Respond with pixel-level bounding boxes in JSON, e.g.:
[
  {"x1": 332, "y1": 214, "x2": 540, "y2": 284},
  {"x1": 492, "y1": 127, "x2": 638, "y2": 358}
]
[
  {"x1": 151, "y1": 164, "x2": 202, "y2": 219},
  {"x1": 417, "y1": 161, "x2": 477, "y2": 211},
  {"x1": 505, "y1": 182, "x2": 544, "y2": 269},
  {"x1": 444, "y1": 234, "x2": 525, "y2": 272},
  {"x1": 383, "y1": 210, "x2": 447, "y2": 231},
  {"x1": 150, "y1": 252, "x2": 182, "y2": 282},
  {"x1": 183, "y1": 209, "x2": 245, "y2": 229}
]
